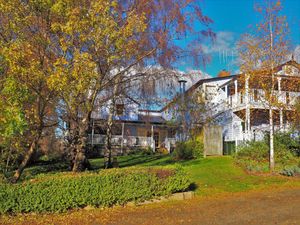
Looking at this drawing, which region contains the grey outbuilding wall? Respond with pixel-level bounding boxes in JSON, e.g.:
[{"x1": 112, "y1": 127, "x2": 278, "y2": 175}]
[{"x1": 203, "y1": 125, "x2": 223, "y2": 156}]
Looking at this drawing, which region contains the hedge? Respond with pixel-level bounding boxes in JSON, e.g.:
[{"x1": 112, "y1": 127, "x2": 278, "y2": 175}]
[{"x1": 0, "y1": 166, "x2": 191, "y2": 214}]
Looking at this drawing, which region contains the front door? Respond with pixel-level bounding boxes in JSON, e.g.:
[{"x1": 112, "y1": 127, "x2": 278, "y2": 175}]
[
  {"x1": 147, "y1": 131, "x2": 160, "y2": 149},
  {"x1": 153, "y1": 132, "x2": 159, "y2": 149}
]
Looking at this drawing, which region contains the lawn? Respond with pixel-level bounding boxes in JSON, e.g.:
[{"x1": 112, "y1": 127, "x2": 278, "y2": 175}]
[
  {"x1": 90, "y1": 154, "x2": 299, "y2": 195},
  {"x1": 20, "y1": 153, "x2": 300, "y2": 196},
  {"x1": 1, "y1": 154, "x2": 299, "y2": 224}
]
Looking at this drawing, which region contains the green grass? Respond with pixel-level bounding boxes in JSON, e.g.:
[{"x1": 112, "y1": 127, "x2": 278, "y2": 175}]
[
  {"x1": 91, "y1": 154, "x2": 299, "y2": 195},
  {"x1": 180, "y1": 157, "x2": 294, "y2": 195},
  {"x1": 12, "y1": 153, "x2": 300, "y2": 196},
  {"x1": 89, "y1": 154, "x2": 174, "y2": 169}
]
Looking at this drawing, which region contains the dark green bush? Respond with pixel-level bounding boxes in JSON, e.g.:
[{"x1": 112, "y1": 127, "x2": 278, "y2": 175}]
[
  {"x1": 265, "y1": 132, "x2": 300, "y2": 157},
  {"x1": 275, "y1": 132, "x2": 300, "y2": 157},
  {"x1": 140, "y1": 147, "x2": 154, "y2": 156},
  {"x1": 172, "y1": 138, "x2": 203, "y2": 161},
  {"x1": 236, "y1": 140, "x2": 295, "y2": 162},
  {"x1": 0, "y1": 166, "x2": 191, "y2": 214},
  {"x1": 173, "y1": 142, "x2": 194, "y2": 160}
]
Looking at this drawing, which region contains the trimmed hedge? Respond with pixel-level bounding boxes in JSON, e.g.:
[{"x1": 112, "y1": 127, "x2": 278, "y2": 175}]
[{"x1": 0, "y1": 166, "x2": 191, "y2": 214}]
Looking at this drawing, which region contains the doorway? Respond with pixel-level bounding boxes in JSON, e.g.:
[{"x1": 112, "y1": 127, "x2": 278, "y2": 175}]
[{"x1": 147, "y1": 131, "x2": 160, "y2": 149}]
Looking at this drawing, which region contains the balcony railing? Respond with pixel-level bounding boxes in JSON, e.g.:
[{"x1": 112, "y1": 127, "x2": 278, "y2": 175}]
[
  {"x1": 88, "y1": 134, "x2": 153, "y2": 146},
  {"x1": 88, "y1": 134, "x2": 176, "y2": 152},
  {"x1": 227, "y1": 90, "x2": 300, "y2": 110}
]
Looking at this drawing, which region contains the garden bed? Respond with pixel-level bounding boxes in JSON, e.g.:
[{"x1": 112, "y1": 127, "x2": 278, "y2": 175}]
[{"x1": 0, "y1": 166, "x2": 191, "y2": 214}]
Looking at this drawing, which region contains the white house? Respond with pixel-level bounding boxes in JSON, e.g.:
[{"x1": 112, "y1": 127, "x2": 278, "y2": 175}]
[
  {"x1": 88, "y1": 59, "x2": 300, "y2": 154},
  {"x1": 163, "y1": 59, "x2": 300, "y2": 149}
]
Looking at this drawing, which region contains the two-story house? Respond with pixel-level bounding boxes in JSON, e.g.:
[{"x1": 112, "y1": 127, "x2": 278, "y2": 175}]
[
  {"x1": 88, "y1": 59, "x2": 300, "y2": 154},
  {"x1": 162, "y1": 58, "x2": 300, "y2": 152}
]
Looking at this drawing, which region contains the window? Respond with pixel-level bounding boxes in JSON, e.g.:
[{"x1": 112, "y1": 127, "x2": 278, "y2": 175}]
[
  {"x1": 253, "y1": 89, "x2": 258, "y2": 101},
  {"x1": 286, "y1": 92, "x2": 290, "y2": 105},
  {"x1": 116, "y1": 104, "x2": 124, "y2": 116},
  {"x1": 241, "y1": 122, "x2": 245, "y2": 132}
]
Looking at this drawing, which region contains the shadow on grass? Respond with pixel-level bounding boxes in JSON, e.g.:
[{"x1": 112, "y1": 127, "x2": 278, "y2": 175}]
[
  {"x1": 90, "y1": 154, "x2": 205, "y2": 170},
  {"x1": 188, "y1": 182, "x2": 198, "y2": 191},
  {"x1": 21, "y1": 153, "x2": 202, "y2": 181},
  {"x1": 120, "y1": 155, "x2": 161, "y2": 167},
  {"x1": 90, "y1": 154, "x2": 174, "y2": 170},
  {"x1": 22, "y1": 161, "x2": 70, "y2": 180}
]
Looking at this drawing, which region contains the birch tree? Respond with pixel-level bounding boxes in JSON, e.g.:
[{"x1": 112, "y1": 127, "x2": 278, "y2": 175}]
[
  {"x1": 50, "y1": 0, "x2": 214, "y2": 170},
  {"x1": 238, "y1": 0, "x2": 290, "y2": 171}
]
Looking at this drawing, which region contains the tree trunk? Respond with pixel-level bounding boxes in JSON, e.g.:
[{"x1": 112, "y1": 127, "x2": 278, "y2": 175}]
[
  {"x1": 72, "y1": 147, "x2": 90, "y2": 172},
  {"x1": 72, "y1": 120, "x2": 90, "y2": 172},
  {"x1": 5, "y1": 146, "x2": 12, "y2": 173},
  {"x1": 269, "y1": 108, "x2": 275, "y2": 171},
  {"x1": 104, "y1": 104, "x2": 114, "y2": 169},
  {"x1": 104, "y1": 77, "x2": 121, "y2": 169},
  {"x1": 11, "y1": 138, "x2": 38, "y2": 183}
]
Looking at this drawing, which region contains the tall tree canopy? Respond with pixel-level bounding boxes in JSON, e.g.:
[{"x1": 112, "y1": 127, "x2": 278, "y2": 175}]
[
  {"x1": 49, "y1": 0, "x2": 214, "y2": 170},
  {"x1": 0, "y1": 0, "x2": 214, "y2": 177},
  {"x1": 0, "y1": 0, "x2": 58, "y2": 181}
]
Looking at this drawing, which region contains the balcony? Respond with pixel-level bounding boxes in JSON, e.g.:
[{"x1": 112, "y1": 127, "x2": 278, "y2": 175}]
[{"x1": 227, "y1": 90, "x2": 300, "y2": 111}]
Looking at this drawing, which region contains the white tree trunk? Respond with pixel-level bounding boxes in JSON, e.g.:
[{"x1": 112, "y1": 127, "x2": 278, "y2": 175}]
[{"x1": 269, "y1": 108, "x2": 275, "y2": 171}]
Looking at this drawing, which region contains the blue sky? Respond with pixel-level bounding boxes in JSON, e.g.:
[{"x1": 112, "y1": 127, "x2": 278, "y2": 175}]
[{"x1": 177, "y1": 0, "x2": 300, "y2": 77}]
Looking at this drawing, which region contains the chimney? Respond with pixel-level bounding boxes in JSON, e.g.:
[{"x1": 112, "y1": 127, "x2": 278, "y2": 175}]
[
  {"x1": 178, "y1": 79, "x2": 187, "y2": 94},
  {"x1": 218, "y1": 69, "x2": 230, "y2": 78},
  {"x1": 291, "y1": 54, "x2": 295, "y2": 61},
  {"x1": 178, "y1": 79, "x2": 187, "y2": 142}
]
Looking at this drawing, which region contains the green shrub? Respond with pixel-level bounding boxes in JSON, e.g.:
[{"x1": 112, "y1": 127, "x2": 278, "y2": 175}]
[
  {"x1": 173, "y1": 142, "x2": 193, "y2": 160},
  {"x1": 280, "y1": 165, "x2": 300, "y2": 177},
  {"x1": 0, "y1": 145, "x2": 22, "y2": 174},
  {"x1": 235, "y1": 141, "x2": 269, "y2": 162},
  {"x1": 172, "y1": 138, "x2": 203, "y2": 161},
  {"x1": 266, "y1": 132, "x2": 300, "y2": 157},
  {"x1": 236, "y1": 158, "x2": 269, "y2": 173},
  {"x1": 275, "y1": 143, "x2": 296, "y2": 165},
  {"x1": 0, "y1": 166, "x2": 191, "y2": 214},
  {"x1": 191, "y1": 138, "x2": 204, "y2": 159},
  {"x1": 0, "y1": 173, "x2": 7, "y2": 184},
  {"x1": 140, "y1": 147, "x2": 154, "y2": 156},
  {"x1": 235, "y1": 139, "x2": 298, "y2": 173}
]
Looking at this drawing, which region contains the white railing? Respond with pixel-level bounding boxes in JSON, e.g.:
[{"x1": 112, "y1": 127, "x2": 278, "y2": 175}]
[
  {"x1": 88, "y1": 135, "x2": 177, "y2": 152},
  {"x1": 90, "y1": 134, "x2": 105, "y2": 145},
  {"x1": 228, "y1": 93, "x2": 246, "y2": 109},
  {"x1": 124, "y1": 136, "x2": 153, "y2": 147},
  {"x1": 240, "y1": 123, "x2": 293, "y2": 143},
  {"x1": 228, "y1": 90, "x2": 300, "y2": 110},
  {"x1": 88, "y1": 134, "x2": 154, "y2": 147}
]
